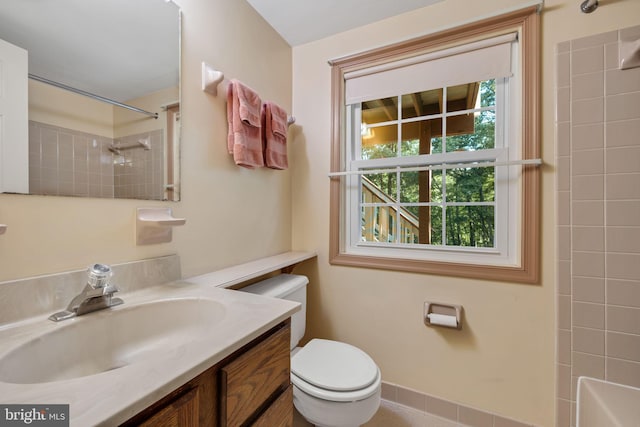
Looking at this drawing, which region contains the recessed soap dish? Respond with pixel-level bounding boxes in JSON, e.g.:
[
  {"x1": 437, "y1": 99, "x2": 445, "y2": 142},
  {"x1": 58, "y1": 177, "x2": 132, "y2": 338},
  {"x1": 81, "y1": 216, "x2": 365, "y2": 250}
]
[
  {"x1": 0, "y1": 224, "x2": 7, "y2": 235},
  {"x1": 136, "y1": 208, "x2": 185, "y2": 245}
]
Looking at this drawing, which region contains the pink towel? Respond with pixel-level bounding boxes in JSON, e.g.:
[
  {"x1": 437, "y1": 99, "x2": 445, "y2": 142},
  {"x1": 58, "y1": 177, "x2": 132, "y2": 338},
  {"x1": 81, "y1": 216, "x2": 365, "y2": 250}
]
[
  {"x1": 262, "y1": 101, "x2": 288, "y2": 170},
  {"x1": 226, "y1": 80, "x2": 264, "y2": 168}
]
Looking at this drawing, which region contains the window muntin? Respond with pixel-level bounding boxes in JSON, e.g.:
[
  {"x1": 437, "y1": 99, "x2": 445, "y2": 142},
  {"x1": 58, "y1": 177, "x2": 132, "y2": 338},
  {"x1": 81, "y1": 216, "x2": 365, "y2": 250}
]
[{"x1": 349, "y1": 79, "x2": 508, "y2": 253}]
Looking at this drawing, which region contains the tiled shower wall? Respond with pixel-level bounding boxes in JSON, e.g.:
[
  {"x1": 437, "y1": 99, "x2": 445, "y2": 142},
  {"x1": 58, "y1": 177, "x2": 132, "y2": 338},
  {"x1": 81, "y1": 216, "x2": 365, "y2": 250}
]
[
  {"x1": 113, "y1": 129, "x2": 164, "y2": 200},
  {"x1": 29, "y1": 121, "x2": 164, "y2": 200},
  {"x1": 555, "y1": 25, "x2": 640, "y2": 427}
]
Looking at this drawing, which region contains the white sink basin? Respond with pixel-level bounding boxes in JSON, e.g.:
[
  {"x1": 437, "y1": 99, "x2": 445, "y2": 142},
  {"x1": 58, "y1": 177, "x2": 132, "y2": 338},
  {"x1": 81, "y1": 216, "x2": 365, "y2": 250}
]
[
  {"x1": 0, "y1": 297, "x2": 226, "y2": 384},
  {"x1": 577, "y1": 376, "x2": 640, "y2": 427}
]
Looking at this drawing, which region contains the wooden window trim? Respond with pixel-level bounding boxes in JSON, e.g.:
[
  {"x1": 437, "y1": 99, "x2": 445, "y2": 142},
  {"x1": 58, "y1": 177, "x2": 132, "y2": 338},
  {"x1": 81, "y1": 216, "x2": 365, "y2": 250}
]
[{"x1": 328, "y1": 6, "x2": 540, "y2": 283}]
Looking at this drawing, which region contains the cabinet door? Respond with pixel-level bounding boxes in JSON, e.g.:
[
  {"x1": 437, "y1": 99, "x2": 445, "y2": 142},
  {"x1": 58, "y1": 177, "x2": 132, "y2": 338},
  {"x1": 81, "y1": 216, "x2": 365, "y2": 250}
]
[
  {"x1": 139, "y1": 387, "x2": 199, "y2": 427},
  {"x1": 252, "y1": 385, "x2": 293, "y2": 427},
  {"x1": 221, "y1": 324, "x2": 290, "y2": 427}
]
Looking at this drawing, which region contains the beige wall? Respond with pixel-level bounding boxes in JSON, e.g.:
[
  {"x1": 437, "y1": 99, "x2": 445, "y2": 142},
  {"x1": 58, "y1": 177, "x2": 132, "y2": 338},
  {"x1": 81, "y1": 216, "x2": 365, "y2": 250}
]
[
  {"x1": 0, "y1": 0, "x2": 292, "y2": 280},
  {"x1": 114, "y1": 86, "x2": 179, "y2": 138},
  {"x1": 29, "y1": 79, "x2": 115, "y2": 137},
  {"x1": 4, "y1": 0, "x2": 640, "y2": 425},
  {"x1": 290, "y1": 0, "x2": 640, "y2": 425}
]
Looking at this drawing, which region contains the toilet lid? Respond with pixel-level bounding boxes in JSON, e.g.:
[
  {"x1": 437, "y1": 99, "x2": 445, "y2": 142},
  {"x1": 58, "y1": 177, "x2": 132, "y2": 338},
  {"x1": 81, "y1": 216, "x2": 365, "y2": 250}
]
[{"x1": 291, "y1": 339, "x2": 379, "y2": 392}]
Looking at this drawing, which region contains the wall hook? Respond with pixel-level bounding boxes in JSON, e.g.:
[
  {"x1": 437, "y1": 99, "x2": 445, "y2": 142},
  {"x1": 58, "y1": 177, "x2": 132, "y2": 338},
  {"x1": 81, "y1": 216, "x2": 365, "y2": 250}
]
[{"x1": 202, "y1": 62, "x2": 224, "y2": 96}]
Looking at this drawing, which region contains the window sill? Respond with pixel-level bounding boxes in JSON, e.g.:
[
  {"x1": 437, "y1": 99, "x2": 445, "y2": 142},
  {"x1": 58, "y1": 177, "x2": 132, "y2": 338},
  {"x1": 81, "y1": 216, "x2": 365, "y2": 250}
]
[{"x1": 329, "y1": 251, "x2": 538, "y2": 284}]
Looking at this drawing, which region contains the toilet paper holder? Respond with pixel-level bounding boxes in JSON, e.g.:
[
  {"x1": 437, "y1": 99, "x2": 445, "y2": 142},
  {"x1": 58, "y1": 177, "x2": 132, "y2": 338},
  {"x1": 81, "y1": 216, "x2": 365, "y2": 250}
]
[{"x1": 424, "y1": 301, "x2": 463, "y2": 330}]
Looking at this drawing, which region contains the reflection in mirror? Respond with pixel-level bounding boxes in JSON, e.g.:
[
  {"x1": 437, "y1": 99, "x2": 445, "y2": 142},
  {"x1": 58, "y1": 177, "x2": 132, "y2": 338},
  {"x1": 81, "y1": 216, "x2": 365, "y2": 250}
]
[{"x1": 0, "y1": 0, "x2": 181, "y2": 201}]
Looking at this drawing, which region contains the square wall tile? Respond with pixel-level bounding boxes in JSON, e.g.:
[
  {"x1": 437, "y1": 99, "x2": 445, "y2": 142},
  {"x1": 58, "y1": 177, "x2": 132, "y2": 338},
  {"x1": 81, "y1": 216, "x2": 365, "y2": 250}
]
[
  {"x1": 558, "y1": 295, "x2": 572, "y2": 330},
  {"x1": 606, "y1": 67, "x2": 640, "y2": 95},
  {"x1": 557, "y1": 52, "x2": 571, "y2": 88},
  {"x1": 606, "y1": 174, "x2": 640, "y2": 200},
  {"x1": 557, "y1": 87, "x2": 571, "y2": 122},
  {"x1": 607, "y1": 279, "x2": 640, "y2": 308},
  {"x1": 557, "y1": 157, "x2": 571, "y2": 191},
  {"x1": 558, "y1": 191, "x2": 571, "y2": 226},
  {"x1": 606, "y1": 199, "x2": 640, "y2": 225},
  {"x1": 397, "y1": 386, "x2": 426, "y2": 412},
  {"x1": 571, "y1": 150, "x2": 604, "y2": 175},
  {"x1": 606, "y1": 358, "x2": 640, "y2": 388},
  {"x1": 571, "y1": 72, "x2": 604, "y2": 100},
  {"x1": 573, "y1": 276, "x2": 605, "y2": 303},
  {"x1": 572, "y1": 352, "x2": 605, "y2": 379},
  {"x1": 425, "y1": 395, "x2": 457, "y2": 422},
  {"x1": 572, "y1": 175, "x2": 604, "y2": 200},
  {"x1": 571, "y1": 31, "x2": 617, "y2": 51},
  {"x1": 607, "y1": 253, "x2": 640, "y2": 281},
  {"x1": 573, "y1": 327, "x2": 605, "y2": 355},
  {"x1": 458, "y1": 406, "x2": 494, "y2": 427},
  {"x1": 558, "y1": 260, "x2": 572, "y2": 295},
  {"x1": 558, "y1": 226, "x2": 571, "y2": 260},
  {"x1": 606, "y1": 227, "x2": 640, "y2": 254},
  {"x1": 605, "y1": 42, "x2": 619, "y2": 70},
  {"x1": 572, "y1": 252, "x2": 605, "y2": 278},
  {"x1": 571, "y1": 201, "x2": 603, "y2": 226},
  {"x1": 572, "y1": 123, "x2": 603, "y2": 151},
  {"x1": 557, "y1": 122, "x2": 571, "y2": 156},
  {"x1": 558, "y1": 329, "x2": 572, "y2": 364},
  {"x1": 572, "y1": 98, "x2": 604, "y2": 125},
  {"x1": 607, "y1": 92, "x2": 640, "y2": 122},
  {"x1": 607, "y1": 332, "x2": 640, "y2": 362},
  {"x1": 607, "y1": 306, "x2": 640, "y2": 335},
  {"x1": 571, "y1": 46, "x2": 604, "y2": 75},
  {"x1": 572, "y1": 227, "x2": 604, "y2": 253},
  {"x1": 606, "y1": 147, "x2": 640, "y2": 174},
  {"x1": 606, "y1": 119, "x2": 640, "y2": 149},
  {"x1": 572, "y1": 302, "x2": 605, "y2": 329}
]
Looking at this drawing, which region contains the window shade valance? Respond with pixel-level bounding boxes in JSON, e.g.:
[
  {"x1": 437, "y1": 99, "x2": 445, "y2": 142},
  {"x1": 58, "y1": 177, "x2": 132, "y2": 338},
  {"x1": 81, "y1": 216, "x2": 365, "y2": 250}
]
[{"x1": 344, "y1": 32, "x2": 518, "y2": 105}]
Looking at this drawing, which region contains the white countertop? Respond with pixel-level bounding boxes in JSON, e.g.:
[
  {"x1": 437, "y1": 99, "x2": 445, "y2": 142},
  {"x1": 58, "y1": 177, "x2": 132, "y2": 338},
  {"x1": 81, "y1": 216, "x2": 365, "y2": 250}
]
[
  {"x1": 186, "y1": 251, "x2": 317, "y2": 288},
  {"x1": 0, "y1": 281, "x2": 300, "y2": 426}
]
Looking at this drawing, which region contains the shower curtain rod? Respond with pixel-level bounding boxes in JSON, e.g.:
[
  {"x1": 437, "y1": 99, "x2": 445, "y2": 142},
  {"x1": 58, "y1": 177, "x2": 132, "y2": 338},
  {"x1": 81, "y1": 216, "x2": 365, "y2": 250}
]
[
  {"x1": 328, "y1": 158, "x2": 542, "y2": 178},
  {"x1": 28, "y1": 74, "x2": 159, "y2": 119}
]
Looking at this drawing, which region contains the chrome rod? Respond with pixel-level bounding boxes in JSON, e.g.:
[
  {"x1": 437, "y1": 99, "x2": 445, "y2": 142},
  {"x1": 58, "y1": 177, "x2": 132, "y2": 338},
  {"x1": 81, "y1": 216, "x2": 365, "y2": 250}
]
[
  {"x1": 28, "y1": 74, "x2": 158, "y2": 119},
  {"x1": 328, "y1": 158, "x2": 542, "y2": 178}
]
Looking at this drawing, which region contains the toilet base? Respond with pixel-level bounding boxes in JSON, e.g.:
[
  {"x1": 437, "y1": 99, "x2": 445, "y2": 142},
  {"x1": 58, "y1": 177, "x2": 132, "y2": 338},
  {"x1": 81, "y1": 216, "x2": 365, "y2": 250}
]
[{"x1": 293, "y1": 383, "x2": 381, "y2": 427}]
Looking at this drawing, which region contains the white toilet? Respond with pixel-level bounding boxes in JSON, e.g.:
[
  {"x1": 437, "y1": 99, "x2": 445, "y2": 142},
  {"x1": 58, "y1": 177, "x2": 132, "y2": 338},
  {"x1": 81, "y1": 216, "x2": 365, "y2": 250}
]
[{"x1": 241, "y1": 274, "x2": 381, "y2": 427}]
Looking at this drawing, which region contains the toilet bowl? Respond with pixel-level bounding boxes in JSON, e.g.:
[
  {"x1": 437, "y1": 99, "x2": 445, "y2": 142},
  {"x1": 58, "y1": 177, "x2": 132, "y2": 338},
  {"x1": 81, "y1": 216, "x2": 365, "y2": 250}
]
[{"x1": 240, "y1": 274, "x2": 381, "y2": 427}]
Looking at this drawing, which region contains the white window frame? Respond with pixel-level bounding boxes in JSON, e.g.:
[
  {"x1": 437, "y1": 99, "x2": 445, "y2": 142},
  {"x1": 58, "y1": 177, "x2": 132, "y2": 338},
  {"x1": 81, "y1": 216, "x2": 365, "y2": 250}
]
[
  {"x1": 328, "y1": 7, "x2": 540, "y2": 283},
  {"x1": 344, "y1": 68, "x2": 521, "y2": 268}
]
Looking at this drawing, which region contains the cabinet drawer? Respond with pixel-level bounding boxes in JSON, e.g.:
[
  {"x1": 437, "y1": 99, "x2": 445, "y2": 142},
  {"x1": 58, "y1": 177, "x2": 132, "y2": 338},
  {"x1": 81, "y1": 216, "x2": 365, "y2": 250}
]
[
  {"x1": 252, "y1": 385, "x2": 293, "y2": 427},
  {"x1": 138, "y1": 387, "x2": 199, "y2": 427},
  {"x1": 221, "y1": 323, "x2": 290, "y2": 427}
]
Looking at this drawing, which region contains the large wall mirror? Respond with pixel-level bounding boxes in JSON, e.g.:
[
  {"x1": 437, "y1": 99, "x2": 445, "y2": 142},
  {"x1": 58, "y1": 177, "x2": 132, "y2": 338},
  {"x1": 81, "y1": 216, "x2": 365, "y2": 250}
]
[{"x1": 0, "y1": 0, "x2": 181, "y2": 201}]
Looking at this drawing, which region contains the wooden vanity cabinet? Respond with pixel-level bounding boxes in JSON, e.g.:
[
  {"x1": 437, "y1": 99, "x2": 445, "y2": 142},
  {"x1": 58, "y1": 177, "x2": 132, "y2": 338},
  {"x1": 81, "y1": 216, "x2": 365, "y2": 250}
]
[{"x1": 121, "y1": 320, "x2": 292, "y2": 427}]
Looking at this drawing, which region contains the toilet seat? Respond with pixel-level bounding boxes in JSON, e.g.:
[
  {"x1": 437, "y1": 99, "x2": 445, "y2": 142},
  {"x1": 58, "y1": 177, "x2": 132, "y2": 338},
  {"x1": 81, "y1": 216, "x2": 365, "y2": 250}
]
[{"x1": 291, "y1": 339, "x2": 381, "y2": 402}]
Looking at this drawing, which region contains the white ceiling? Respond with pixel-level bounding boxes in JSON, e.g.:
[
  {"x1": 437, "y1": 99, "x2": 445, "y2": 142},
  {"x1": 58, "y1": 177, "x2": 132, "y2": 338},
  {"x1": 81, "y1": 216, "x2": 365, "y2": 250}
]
[
  {"x1": 0, "y1": 0, "x2": 443, "y2": 103},
  {"x1": 0, "y1": 0, "x2": 179, "y2": 102},
  {"x1": 246, "y1": 0, "x2": 445, "y2": 46}
]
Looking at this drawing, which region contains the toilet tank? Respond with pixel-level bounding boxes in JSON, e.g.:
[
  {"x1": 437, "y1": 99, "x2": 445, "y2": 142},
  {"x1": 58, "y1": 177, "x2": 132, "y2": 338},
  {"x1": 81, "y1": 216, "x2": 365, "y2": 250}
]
[{"x1": 240, "y1": 274, "x2": 307, "y2": 350}]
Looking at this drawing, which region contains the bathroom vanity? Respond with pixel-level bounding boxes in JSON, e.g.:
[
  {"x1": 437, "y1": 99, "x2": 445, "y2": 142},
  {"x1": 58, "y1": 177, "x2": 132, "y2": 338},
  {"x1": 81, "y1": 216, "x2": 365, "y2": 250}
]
[
  {"x1": 122, "y1": 320, "x2": 292, "y2": 427},
  {"x1": 0, "y1": 252, "x2": 316, "y2": 426}
]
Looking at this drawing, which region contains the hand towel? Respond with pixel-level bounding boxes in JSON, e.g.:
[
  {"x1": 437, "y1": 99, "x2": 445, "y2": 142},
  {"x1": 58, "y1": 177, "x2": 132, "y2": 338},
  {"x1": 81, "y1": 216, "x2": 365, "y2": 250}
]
[
  {"x1": 226, "y1": 79, "x2": 264, "y2": 168},
  {"x1": 262, "y1": 101, "x2": 288, "y2": 170}
]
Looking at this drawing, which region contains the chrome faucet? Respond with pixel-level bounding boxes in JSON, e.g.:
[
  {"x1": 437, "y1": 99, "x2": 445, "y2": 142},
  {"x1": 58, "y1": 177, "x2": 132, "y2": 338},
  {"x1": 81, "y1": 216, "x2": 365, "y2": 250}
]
[{"x1": 49, "y1": 264, "x2": 124, "y2": 322}]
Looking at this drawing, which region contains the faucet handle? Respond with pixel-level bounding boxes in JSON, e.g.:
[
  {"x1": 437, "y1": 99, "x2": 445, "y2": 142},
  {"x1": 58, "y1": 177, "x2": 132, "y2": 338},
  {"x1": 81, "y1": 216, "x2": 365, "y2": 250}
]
[{"x1": 87, "y1": 263, "x2": 113, "y2": 288}]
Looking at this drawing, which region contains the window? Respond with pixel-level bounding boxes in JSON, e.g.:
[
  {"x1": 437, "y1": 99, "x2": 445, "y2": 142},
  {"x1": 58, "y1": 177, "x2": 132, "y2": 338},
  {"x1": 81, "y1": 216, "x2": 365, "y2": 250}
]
[{"x1": 329, "y1": 7, "x2": 540, "y2": 283}]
